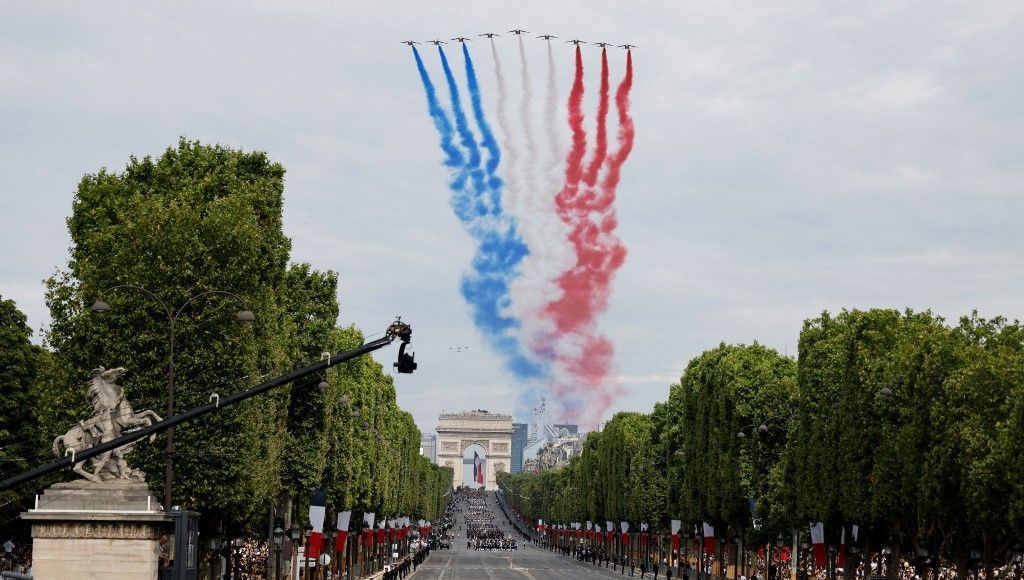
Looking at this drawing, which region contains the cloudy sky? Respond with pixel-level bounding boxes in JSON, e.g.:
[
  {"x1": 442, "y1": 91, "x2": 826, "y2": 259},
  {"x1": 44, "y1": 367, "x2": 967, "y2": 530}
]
[{"x1": 2, "y1": 1, "x2": 1022, "y2": 436}]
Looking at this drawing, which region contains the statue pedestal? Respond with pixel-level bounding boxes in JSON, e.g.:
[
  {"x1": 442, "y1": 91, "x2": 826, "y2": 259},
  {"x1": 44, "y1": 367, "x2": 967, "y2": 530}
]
[{"x1": 22, "y1": 480, "x2": 171, "y2": 580}]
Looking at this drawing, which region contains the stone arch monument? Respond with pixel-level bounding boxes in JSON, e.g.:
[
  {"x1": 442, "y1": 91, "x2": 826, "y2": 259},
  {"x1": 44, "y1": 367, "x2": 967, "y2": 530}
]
[{"x1": 436, "y1": 410, "x2": 512, "y2": 491}]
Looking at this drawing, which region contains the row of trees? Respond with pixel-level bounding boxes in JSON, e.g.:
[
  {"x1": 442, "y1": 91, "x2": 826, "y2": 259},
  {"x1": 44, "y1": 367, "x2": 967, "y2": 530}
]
[
  {"x1": 0, "y1": 140, "x2": 451, "y2": 544},
  {"x1": 499, "y1": 309, "x2": 1024, "y2": 575}
]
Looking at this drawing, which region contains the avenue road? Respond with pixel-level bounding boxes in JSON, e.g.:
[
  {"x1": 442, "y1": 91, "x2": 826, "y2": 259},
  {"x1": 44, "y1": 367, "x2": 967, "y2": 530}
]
[{"x1": 412, "y1": 493, "x2": 642, "y2": 580}]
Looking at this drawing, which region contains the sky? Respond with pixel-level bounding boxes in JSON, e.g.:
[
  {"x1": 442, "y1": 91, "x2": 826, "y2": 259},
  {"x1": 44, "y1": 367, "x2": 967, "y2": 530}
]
[{"x1": 2, "y1": 1, "x2": 1022, "y2": 438}]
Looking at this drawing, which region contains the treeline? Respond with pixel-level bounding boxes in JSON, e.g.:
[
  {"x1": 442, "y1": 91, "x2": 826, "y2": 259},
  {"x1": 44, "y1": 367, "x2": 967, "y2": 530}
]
[
  {"x1": 499, "y1": 309, "x2": 1024, "y2": 574},
  {"x1": 0, "y1": 140, "x2": 451, "y2": 539}
]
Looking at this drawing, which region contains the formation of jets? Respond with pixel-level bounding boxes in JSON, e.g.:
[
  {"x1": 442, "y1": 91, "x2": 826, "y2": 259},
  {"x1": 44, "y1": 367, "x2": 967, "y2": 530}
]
[{"x1": 402, "y1": 32, "x2": 635, "y2": 49}]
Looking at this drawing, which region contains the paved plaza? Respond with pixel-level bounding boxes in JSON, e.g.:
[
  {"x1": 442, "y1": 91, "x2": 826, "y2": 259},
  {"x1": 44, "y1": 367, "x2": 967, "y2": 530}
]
[{"x1": 414, "y1": 493, "x2": 634, "y2": 580}]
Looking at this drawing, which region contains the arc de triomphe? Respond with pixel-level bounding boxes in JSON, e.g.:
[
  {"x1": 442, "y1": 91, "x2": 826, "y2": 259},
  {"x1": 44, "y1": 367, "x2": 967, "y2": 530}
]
[{"x1": 436, "y1": 410, "x2": 512, "y2": 491}]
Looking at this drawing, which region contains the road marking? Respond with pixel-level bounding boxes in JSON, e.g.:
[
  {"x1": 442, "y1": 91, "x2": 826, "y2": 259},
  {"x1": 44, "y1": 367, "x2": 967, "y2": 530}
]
[{"x1": 507, "y1": 556, "x2": 537, "y2": 580}]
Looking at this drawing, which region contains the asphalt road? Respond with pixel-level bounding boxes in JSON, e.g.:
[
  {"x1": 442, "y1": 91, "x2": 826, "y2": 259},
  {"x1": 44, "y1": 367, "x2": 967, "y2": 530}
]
[{"x1": 412, "y1": 493, "x2": 642, "y2": 580}]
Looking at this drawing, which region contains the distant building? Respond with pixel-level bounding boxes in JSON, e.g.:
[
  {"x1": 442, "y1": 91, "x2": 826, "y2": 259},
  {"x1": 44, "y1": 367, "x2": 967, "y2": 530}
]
[
  {"x1": 511, "y1": 423, "x2": 528, "y2": 473},
  {"x1": 420, "y1": 433, "x2": 437, "y2": 464},
  {"x1": 554, "y1": 424, "x2": 579, "y2": 435}
]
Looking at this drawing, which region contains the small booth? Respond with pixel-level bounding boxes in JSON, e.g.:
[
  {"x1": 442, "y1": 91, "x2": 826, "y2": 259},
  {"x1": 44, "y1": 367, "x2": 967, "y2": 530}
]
[{"x1": 158, "y1": 509, "x2": 201, "y2": 580}]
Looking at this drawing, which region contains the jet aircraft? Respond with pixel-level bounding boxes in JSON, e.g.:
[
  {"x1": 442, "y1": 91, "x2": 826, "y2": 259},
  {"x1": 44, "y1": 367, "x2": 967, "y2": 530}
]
[
  {"x1": 508, "y1": 29, "x2": 528, "y2": 35},
  {"x1": 479, "y1": 32, "x2": 500, "y2": 38},
  {"x1": 619, "y1": 44, "x2": 637, "y2": 50},
  {"x1": 400, "y1": 40, "x2": 419, "y2": 46},
  {"x1": 427, "y1": 40, "x2": 447, "y2": 46},
  {"x1": 451, "y1": 37, "x2": 472, "y2": 43},
  {"x1": 593, "y1": 41, "x2": 612, "y2": 48},
  {"x1": 537, "y1": 34, "x2": 557, "y2": 40},
  {"x1": 565, "y1": 39, "x2": 585, "y2": 45}
]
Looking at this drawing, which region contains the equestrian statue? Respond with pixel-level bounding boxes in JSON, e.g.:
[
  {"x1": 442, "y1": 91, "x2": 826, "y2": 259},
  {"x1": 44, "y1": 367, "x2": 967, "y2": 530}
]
[{"x1": 52, "y1": 366, "x2": 163, "y2": 483}]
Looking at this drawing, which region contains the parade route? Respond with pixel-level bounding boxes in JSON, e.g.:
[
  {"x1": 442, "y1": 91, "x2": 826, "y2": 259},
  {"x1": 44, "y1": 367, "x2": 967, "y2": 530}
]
[{"x1": 413, "y1": 493, "x2": 649, "y2": 580}]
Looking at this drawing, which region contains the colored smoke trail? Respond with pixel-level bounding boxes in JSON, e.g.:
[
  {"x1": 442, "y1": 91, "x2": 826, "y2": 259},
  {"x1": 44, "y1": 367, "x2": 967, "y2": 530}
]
[
  {"x1": 601, "y1": 51, "x2": 635, "y2": 199},
  {"x1": 420, "y1": 46, "x2": 542, "y2": 379},
  {"x1": 462, "y1": 43, "x2": 501, "y2": 202},
  {"x1": 490, "y1": 39, "x2": 519, "y2": 214},
  {"x1": 517, "y1": 36, "x2": 537, "y2": 183},
  {"x1": 411, "y1": 46, "x2": 463, "y2": 171},
  {"x1": 582, "y1": 48, "x2": 610, "y2": 188},
  {"x1": 544, "y1": 47, "x2": 633, "y2": 426},
  {"x1": 552, "y1": 45, "x2": 588, "y2": 248},
  {"x1": 438, "y1": 46, "x2": 487, "y2": 209},
  {"x1": 508, "y1": 35, "x2": 569, "y2": 383},
  {"x1": 545, "y1": 40, "x2": 562, "y2": 171}
]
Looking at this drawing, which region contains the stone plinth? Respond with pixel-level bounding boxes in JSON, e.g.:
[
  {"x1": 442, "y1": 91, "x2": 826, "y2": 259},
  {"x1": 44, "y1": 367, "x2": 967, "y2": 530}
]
[{"x1": 22, "y1": 480, "x2": 170, "y2": 580}]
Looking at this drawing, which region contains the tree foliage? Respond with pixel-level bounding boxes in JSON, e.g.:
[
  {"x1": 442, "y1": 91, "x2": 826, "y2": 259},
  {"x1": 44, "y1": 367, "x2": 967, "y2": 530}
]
[
  {"x1": 499, "y1": 309, "x2": 1024, "y2": 571},
  {"x1": 13, "y1": 139, "x2": 449, "y2": 541}
]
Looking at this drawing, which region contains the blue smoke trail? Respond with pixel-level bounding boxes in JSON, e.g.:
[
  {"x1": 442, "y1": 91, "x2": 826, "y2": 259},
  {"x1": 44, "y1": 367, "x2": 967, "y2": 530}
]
[
  {"x1": 462, "y1": 42, "x2": 502, "y2": 207},
  {"x1": 412, "y1": 47, "x2": 464, "y2": 179},
  {"x1": 413, "y1": 45, "x2": 543, "y2": 380}
]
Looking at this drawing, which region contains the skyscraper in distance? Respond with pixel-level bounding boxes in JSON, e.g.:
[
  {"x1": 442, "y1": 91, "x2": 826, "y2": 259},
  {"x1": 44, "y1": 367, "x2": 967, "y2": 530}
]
[{"x1": 511, "y1": 423, "x2": 528, "y2": 473}]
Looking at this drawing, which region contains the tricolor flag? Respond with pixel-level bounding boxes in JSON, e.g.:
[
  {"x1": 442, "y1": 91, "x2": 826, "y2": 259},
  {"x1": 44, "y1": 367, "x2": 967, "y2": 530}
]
[
  {"x1": 473, "y1": 451, "x2": 484, "y2": 484},
  {"x1": 703, "y1": 522, "x2": 716, "y2": 556},
  {"x1": 336, "y1": 511, "x2": 352, "y2": 552},
  {"x1": 307, "y1": 490, "x2": 327, "y2": 559},
  {"x1": 810, "y1": 522, "x2": 826, "y2": 568},
  {"x1": 671, "y1": 520, "x2": 681, "y2": 551}
]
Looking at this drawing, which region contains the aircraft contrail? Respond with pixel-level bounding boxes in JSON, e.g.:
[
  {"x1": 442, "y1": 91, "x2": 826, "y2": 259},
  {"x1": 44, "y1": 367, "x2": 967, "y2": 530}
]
[
  {"x1": 435, "y1": 45, "x2": 542, "y2": 380},
  {"x1": 490, "y1": 38, "x2": 519, "y2": 215},
  {"x1": 583, "y1": 48, "x2": 610, "y2": 188},
  {"x1": 545, "y1": 40, "x2": 562, "y2": 171},
  {"x1": 544, "y1": 46, "x2": 633, "y2": 427}
]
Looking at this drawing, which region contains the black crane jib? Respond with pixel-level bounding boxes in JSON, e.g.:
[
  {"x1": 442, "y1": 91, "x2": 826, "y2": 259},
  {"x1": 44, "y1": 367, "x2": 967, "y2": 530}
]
[{"x1": 0, "y1": 320, "x2": 414, "y2": 493}]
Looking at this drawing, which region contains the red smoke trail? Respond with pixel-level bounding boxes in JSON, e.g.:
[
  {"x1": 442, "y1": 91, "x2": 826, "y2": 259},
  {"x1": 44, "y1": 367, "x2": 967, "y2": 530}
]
[
  {"x1": 545, "y1": 48, "x2": 634, "y2": 427},
  {"x1": 601, "y1": 50, "x2": 635, "y2": 200},
  {"x1": 582, "y1": 48, "x2": 610, "y2": 188},
  {"x1": 557, "y1": 46, "x2": 587, "y2": 208}
]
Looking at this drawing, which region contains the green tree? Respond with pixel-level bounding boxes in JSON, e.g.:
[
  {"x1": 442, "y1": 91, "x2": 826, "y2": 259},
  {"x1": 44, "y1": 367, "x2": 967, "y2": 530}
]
[{"x1": 0, "y1": 295, "x2": 44, "y2": 521}]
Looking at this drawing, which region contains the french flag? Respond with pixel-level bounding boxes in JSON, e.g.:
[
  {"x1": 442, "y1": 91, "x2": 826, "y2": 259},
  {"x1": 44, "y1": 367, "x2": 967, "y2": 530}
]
[
  {"x1": 307, "y1": 490, "x2": 327, "y2": 560},
  {"x1": 810, "y1": 522, "x2": 826, "y2": 568},
  {"x1": 703, "y1": 522, "x2": 716, "y2": 556},
  {"x1": 336, "y1": 511, "x2": 351, "y2": 552},
  {"x1": 473, "y1": 451, "x2": 484, "y2": 484}
]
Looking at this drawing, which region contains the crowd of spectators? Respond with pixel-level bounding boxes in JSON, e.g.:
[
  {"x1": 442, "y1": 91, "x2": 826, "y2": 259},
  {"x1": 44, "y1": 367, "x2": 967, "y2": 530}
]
[{"x1": 228, "y1": 538, "x2": 268, "y2": 580}]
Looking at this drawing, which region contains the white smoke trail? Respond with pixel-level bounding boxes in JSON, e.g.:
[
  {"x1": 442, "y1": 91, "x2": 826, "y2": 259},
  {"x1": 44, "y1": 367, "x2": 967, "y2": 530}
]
[
  {"x1": 491, "y1": 38, "x2": 519, "y2": 216},
  {"x1": 545, "y1": 40, "x2": 562, "y2": 171},
  {"x1": 508, "y1": 37, "x2": 575, "y2": 377}
]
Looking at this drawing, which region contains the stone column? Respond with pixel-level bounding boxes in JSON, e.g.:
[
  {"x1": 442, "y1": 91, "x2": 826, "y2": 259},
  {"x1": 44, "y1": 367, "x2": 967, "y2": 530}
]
[{"x1": 22, "y1": 480, "x2": 170, "y2": 580}]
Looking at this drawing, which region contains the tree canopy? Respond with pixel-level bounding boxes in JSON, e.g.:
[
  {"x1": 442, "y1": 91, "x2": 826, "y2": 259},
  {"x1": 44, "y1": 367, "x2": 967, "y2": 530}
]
[{"x1": 6, "y1": 139, "x2": 450, "y2": 541}]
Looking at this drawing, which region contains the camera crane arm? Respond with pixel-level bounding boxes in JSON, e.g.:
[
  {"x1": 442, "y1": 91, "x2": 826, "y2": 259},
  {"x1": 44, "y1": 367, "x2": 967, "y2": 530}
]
[{"x1": 0, "y1": 320, "x2": 415, "y2": 493}]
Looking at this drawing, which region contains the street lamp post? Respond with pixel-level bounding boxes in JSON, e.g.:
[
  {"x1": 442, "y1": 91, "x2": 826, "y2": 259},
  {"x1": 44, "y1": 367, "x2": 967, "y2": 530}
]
[
  {"x1": 273, "y1": 525, "x2": 284, "y2": 580},
  {"x1": 90, "y1": 284, "x2": 254, "y2": 509}
]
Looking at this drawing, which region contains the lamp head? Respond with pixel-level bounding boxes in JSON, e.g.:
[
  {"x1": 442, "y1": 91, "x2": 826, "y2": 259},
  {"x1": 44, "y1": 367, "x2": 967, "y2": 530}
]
[
  {"x1": 236, "y1": 310, "x2": 255, "y2": 325},
  {"x1": 90, "y1": 300, "x2": 110, "y2": 314}
]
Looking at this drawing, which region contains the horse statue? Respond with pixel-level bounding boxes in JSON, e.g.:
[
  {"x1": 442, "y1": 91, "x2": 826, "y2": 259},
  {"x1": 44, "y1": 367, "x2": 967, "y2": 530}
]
[{"x1": 52, "y1": 366, "x2": 163, "y2": 483}]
